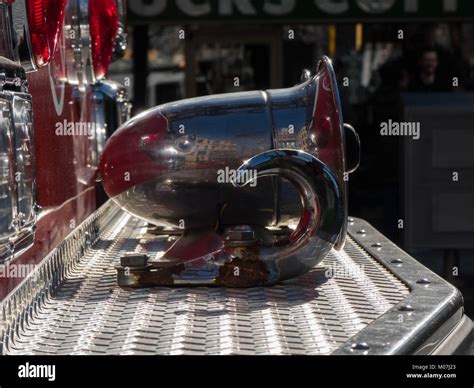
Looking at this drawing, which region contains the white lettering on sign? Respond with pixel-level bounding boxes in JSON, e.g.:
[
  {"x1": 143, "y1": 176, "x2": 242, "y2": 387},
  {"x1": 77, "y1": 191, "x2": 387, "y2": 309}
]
[
  {"x1": 405, "y1": 0, "x2": 457, "y2": 12},
  {"x1": 176, "y1": 0, "x2": 211, "y2": 16},
  {"x1": 356, "y1": 0, "x2": 396, "y2": 13},
  {"x1": 129, "y1": 0, "x2": 167, "y2": 15},
  {"x1": 263, "y1": 0, "x2": 296, "y2": 15},
  {"x1": 314, "y1": 0, "x2": 349, "y2": 14},
  {"x1": 219, "y1": 0, "x2": 256, "y2": 15},
  {"x1": 129, "y1": 0, "x2": 459, "y2": 17}
]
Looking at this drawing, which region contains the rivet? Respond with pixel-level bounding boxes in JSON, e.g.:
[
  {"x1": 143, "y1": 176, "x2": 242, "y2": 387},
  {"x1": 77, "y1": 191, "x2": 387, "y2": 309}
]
[
  {"x1": 390, "y1": 259, "x2": 403, "y2": 264},
  {"x1": 357, "y1": 229, "x2": 366, "y2": 235},
  {"x1": 371, "y1": 243, "x2": 382, "y2": 248},
  {"x1": 416, "y1": 278, "x2": 431, "y2": 285},
  {"x1": 351, "y1": 342, "x2": 370, "y2": 350},
  {"x1": 399, "y1": 304, "x2": 414, "y2": 312}
]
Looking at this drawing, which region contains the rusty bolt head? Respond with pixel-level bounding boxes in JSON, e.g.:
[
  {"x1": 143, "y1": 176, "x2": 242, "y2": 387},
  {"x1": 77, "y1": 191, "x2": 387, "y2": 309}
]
[
  {"x1": 120, "y1": 255, "x2": 149, "y2": 268},
  {"x1": 223, "y1": 225, "x2": 258, "y2": 247},
  {"x1": 224, "y1": 225, "x2": 255, "y2": 241}
]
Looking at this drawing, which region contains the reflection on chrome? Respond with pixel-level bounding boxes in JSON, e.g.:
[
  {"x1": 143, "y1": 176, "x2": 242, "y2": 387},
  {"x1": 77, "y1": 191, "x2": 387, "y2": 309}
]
[
  {"x1": 0, "y1": 59, "x2": 36, "y2": 263},
  {"x1": 87, "y1": 80, "x2": 131, "y2": 166},
  {"x1": 101, "y1": 57, "x2": 361, "y2": 287}
]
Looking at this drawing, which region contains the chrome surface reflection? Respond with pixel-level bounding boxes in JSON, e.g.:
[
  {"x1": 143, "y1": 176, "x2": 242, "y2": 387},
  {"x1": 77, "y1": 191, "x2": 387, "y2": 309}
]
[
  {"x1": 0, "y1": 58, "x2": 36, "y2": 263},
  {"x1": 101, "y1": 57, "x2": 360, "y2": 286},
  {"x1": 87, "y1": 80, "x2": 131, "y2": 166}
]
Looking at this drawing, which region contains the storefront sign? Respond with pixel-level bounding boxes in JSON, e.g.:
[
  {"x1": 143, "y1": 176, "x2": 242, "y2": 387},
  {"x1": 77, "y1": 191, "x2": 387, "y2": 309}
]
[{"x1": 128, "y1": 0, "x2": 474, "y2": 23}]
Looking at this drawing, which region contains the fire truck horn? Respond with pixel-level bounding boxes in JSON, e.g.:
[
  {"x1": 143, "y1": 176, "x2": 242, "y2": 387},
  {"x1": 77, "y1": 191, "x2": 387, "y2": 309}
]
[{"x1": 100, "y1": 56, "x2": 360, "y2": 287}]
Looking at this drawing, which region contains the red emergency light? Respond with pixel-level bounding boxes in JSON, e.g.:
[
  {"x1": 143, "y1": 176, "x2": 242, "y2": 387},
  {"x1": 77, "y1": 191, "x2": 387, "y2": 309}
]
[
  {"x1": 0, "y1": 0, "x2": 67, "y2": 70},
  {"x1": 2, "y1": 0, "x2": 120, "y2": 80},
  {"x1": 26, "y1": 0, "x2": 67, "y2": 67},
  {"x1": 89, "y1": 0, "x2": 119, "y2": 79},
  {"x1": 58, "y1": 0, "x2": 120, "y2": 89}
]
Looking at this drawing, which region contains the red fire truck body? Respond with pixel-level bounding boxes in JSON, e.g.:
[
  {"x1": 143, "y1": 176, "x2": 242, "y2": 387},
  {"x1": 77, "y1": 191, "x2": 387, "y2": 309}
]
[
  {"x1": 0, "y1": 0, "x2": 128, "y2": 299},
  {"x1": 0, "y1": 68, "x2": 95, "y2": 299}
]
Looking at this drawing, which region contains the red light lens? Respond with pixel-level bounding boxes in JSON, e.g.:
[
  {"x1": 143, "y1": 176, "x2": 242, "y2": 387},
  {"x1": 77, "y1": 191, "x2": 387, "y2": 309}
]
[
  {"x1": 26, "y1": 0, "x2": 67, "y2": 67},
  {"x1": 89, "y1": 0, "x2": 119, "y2": 80}
]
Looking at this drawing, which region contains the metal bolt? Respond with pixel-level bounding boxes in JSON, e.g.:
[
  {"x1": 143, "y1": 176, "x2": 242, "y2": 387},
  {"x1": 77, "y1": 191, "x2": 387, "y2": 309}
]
[
  {"x1": 225, "y1": 225, "x2": 255, "y2": 240},
  {"x1": 416, "y1": 278, "x2": 431, "y2": 285},
  {"x1": 371, "y1": 243, "x2": 382, "y2": 248},
  {"x1": 351, "y1": 342, "x2": 370, "y2": 350},
  {"x1": 300, "y1": 69, "x2": 312, "y2": 82},
  {"x1": 357, "y1": 229, "x2": 366, "y2": 235},
  {"x1": 348, "y1": 217, "x2": 355, "y2": 223},
  {"x1": 390, "y1": 258, "x2": 403, "y2": 265},
  {"x1": 398, "y1": 304, "x2": 415, "y2": 312},
  {"x1": 120, "y1": 255, "x2": 149, "y2": 268},
  {"x1": 223, "y1": 225, "x2": 258, "y2": 247}
]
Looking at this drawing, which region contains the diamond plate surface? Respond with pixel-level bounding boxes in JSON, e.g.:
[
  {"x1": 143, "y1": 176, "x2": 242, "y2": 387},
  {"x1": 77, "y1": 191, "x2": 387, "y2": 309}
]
[{"x1": 1, "y1": 203, "x2": 409, "y2": 355}]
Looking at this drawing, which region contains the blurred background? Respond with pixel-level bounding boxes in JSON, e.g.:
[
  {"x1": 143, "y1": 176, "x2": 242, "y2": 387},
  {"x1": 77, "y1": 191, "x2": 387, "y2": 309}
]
[{"x1": 110, "y1": 0, "x2": 474, "y2": 317}]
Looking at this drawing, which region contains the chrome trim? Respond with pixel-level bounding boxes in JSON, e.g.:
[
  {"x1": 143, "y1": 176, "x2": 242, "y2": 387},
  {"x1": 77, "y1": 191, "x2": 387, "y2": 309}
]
[
  {"x1": 0, "y1": 97, "x2": 18, "y2": 259},
  {"x1": 319, "y1": 56, "x2": 348, "y2": 251},
  {"x1": 0, "y1": 3, "x2": 15, "y2": 61},
  {"x1": 92, "y1": 79, "x2": 131, "y2": 133},
  {"x1": 87, "y1": 80, "x2": 131, "y2": 166},
  {"x1": 0, "y1": 65, "x2": 36, "y2": 263},
  {"x1": 112, "y1": 0, "x2": 128, "y2": 61},
  {"x1": 87, "y1": 86, "x2": 106, "y2": 166},
  {"x1": 6, "y1": 0, "x2": 37, "y2": 71},
  {"x1": 63, "y1": 0, "x2": 95, "y2": 90},
  {"x1": 10, "y1": 93, "x2": 35, "y2": 230},
  {"x1": 343, "y1": 123, "x2": 360, "y2": 173},
  {"x1": 334, "y1": 217, "x2": 468, "y2": 355},
  {"x1": 61, "y1": 0, "x2": 121, "y2": 89}
]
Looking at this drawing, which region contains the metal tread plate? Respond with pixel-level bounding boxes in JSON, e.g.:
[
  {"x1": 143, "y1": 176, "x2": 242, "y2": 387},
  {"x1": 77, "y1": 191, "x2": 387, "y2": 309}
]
[{"x1": 0, "y1": 201, "x2": 465, "y2": 355}]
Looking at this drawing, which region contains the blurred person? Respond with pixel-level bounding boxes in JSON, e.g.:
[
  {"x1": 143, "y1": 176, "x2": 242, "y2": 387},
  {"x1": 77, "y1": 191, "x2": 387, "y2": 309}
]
[{"x1": 409, "y1": 47, "x2": 452, "y2": 91}]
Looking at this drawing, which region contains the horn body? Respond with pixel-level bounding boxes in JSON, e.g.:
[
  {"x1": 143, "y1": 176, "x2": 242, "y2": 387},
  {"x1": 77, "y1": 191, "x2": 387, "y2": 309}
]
[{"x1": 100, "y1": 57, "x2": 360, "y2": 286}]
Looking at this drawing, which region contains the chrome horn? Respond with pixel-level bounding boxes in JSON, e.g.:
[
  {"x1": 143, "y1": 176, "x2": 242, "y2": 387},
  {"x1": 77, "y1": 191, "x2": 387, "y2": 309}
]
[{"x1": 102, "y1": 56, "x2": 360, "y2": 287}]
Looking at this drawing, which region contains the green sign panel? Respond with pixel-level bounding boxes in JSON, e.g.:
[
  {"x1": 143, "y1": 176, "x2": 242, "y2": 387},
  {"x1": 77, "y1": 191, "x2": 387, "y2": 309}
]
[{"x1": 128, "y1": 0, "x2": 474, "y2": 23}]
